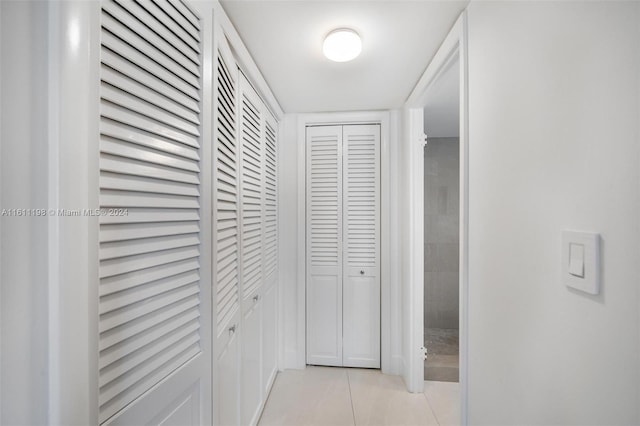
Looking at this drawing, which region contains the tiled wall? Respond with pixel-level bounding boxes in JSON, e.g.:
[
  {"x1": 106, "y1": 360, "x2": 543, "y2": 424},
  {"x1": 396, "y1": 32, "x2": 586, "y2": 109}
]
[{"x1": 424, "y1": 138, "x2": 459, "y2": 329}]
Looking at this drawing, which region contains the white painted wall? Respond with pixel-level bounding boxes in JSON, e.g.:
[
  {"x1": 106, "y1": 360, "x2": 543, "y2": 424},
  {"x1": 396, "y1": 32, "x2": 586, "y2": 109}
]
[
  {"x1": 0, "y1": 2, "x2": 50, "y2": 423},
  {"x1": 2, "y1": 1, "x2": 101, "y2": 423},
  {"x1": 278, "y1": 113, "x2": 304, "y2": 369},
  {"x1": 423, "y1": 58, "x2": 460, "y2": 138},
  {"x1": 466, "y1": 2, "x2": 640, "y2": 424}
]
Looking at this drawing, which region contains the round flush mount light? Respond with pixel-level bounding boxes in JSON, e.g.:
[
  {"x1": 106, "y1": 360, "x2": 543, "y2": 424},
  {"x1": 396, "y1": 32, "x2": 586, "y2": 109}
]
[{"x1": 323, "y1": 28, "x2": 362, "y2": 62}]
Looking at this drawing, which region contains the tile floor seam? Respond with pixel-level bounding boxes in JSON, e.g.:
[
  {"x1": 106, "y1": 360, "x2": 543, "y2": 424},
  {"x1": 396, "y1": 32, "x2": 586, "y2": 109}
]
[
  {"x1": 346, "y1": 370, "x2": 357, "y2": 426},
  {"x1": 422, "y1": 388, "x2": 441, "y2": 426}
]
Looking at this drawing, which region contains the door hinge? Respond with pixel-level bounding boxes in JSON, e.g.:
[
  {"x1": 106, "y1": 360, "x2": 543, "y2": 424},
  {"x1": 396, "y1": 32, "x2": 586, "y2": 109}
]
[{"x1": 420, "y1": 346, "x2": 428, "y2": 360}]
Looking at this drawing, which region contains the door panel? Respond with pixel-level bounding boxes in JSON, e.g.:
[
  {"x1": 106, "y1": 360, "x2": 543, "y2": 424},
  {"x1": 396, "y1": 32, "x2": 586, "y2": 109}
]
[
  {"x1": 262, "y1": 282, "x2": 278, "y2": 395},
  {"x1": 306, "y1": 126, "x2": 343, "y2": 366},
  {"x1": 307, "y1": 274, "x2": 342, "y2": 366},
  {"x1": 241, "y1": 295, "x2": 262, "y2": 426},
  {"x1": 151, "y1": 384, "x2": 199, "y2": 426},
  {"x1": 238, "y1": 71, "x2": 265, "y2": 426},
  {"x1": 98, "y1": 0, "x2": 209, "y2": 423},
  {"x1": 342, "y1": 124, "x2": 380, "y2": 368},
  {"x1": 213, "y1": 32, "x2": 241, "y2": 426},
  {"x1": 105, "y1": 360, "x2": 204, "y2": 425},
  {"x1": 239, "y1": 73, "x2": 264, "y2": 301},
  {"x1": 216, "y1": 311, "x2": 240, "y2": 426},
  {"x1": 263, "y1": 116, "x2": 278, "y2": 283},
  {"x1": 262, "y1": 112, "x2": 278, "y2": 394},
  {"x1": 342, "y1": 273, "x2": 380, "y2": 367}
]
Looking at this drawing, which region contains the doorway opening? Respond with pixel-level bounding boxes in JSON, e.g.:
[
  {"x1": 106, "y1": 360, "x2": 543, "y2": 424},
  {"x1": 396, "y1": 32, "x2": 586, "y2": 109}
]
[
  {"x1": 422, "y1": 56, "x2": 460, "y2": 382},
  {"x1": 403, "y1": 10, "x2": 468, "y2": 422}
]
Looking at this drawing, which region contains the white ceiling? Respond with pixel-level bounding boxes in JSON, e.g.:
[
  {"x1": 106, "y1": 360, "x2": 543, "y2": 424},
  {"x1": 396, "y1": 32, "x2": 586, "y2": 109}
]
[
  {"x1": 220, "y1": 0, "x2": 469, "y2": 113},
  {"x1": 423, "y1": 56, "x2": 459, "y2": 138}
]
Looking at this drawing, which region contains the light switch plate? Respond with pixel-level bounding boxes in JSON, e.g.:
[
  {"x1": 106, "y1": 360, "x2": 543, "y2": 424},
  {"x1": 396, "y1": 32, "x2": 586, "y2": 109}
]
[{"x1": 562, "y1": 230, "x2": 600, "y2": 295}]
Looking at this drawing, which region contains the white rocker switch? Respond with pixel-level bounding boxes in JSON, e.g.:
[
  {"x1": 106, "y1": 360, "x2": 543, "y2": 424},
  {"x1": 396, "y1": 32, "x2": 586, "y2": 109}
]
[
  {"x1": 562, "y1": 231, "x2": 600, "y2": 295},
  {"x1": 568, "y1": 243, "x2": 585, "y2": 278}
]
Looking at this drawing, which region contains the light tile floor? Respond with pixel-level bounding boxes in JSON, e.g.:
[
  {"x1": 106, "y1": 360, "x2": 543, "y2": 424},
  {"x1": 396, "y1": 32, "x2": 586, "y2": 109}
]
[{"x1": 258, "y1": 366, "x2": 460, "y2": 426}]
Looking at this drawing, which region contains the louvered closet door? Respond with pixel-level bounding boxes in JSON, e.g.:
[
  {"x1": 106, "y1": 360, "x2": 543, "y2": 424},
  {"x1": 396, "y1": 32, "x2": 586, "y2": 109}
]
[
  {"x1": 98, "y1": 0, "x2": 209, "y2": 424},
  {"x1": 261, "y1": 113, "x2": 278, "y2": 395},
  {"x1": 239, "y1": 72, "x2": 264, "y2": 426},
  {"x1": 213, "y1": 34, "x2": 241, "y2": 426},
  {"x1": 342, "y1": 124, "x2": 380, "y2": 368},
  {"x1": 306, "y1": 125, "x2": 343, "y2": 366},
  {"x1": 306, "y1": 124, "x2": 380, "y2": 368}
]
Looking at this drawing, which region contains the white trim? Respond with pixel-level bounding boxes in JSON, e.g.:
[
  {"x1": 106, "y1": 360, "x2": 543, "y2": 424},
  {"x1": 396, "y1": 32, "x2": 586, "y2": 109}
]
[
  {"x1": 47, "y1": 1, "x2": 61, "y2": 422},
  {"x1": 459, "y1": 13, "x2": 470, "y2": 424},
  {"x1": 0, "y1": 3, "x2": 3, "y2": 421},
  {"x1": 212, "y1": 2, "x2": 284, "y2": 120},
  {"x1": 407, "y1": 107, "x2": 425, "y2": 394},
  {"x1": 276, "y1": 117, "x2": 287, "y2": 371},
  {"x1": 403, "y1": 10, "x2": 469, "y2": 424},
  {"x1": 193, "y1": 3, "x2": 215, "y2": 422},
  {"x1": 405, "y1": 13, "x2": 465, "y2": 109},
  {"x1": 295, "y1": 111, "x2": 393, "y2": 374},
  {"x1": 388, "y1": 109, "x2": 403, "y2": 376},
  {"x1": 294, "y1": 114, "x2": 306, "y2": 369},
  {"x1": 48, "y1": 1, "x2": 101, "y2": 423}
]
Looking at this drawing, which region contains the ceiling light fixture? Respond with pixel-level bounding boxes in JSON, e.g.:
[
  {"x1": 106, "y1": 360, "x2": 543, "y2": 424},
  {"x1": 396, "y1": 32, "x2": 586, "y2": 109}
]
[{"x1": 323, "y1": 28, "x2": 362, "y2": 62}]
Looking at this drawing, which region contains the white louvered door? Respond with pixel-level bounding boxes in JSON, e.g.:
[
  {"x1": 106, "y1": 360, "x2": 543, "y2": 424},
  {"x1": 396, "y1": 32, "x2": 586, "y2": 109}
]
[
  {"x1": 213, "y1": 33, "x2": 241, "y2": 426},
  {"x1": 261, "y1": 114, "x2": 279, "y2": 395},
  {"x1": 239, "y1": 71, "x2": 264, "y2": 426},
  {"x1": 98, "y1": 0, "x2": 210, "y2": 425},
  {"x1": 306, "y1": 126, "x2": 344, "y2": 366},
  {"x1": 306, "y1": 124, "x2": 380, "y2": 368},
  {"x1": 342, "y1": 125, "x2": 380, "y2": 368},
  {"x1": 212, "y1": 36, "x2": 279, "y2": 425}
]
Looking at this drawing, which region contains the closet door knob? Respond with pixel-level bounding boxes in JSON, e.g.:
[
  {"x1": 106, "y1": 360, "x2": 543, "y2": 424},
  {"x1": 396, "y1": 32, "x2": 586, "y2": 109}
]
[
  {"x1": 228, "y1": 324, "x2": 236, "y2": 335},
  {"x1": 253, "y1": 295, "x2": 259, "y2": 302},
  {"x1": 360, "y1": 270, "x2": 365, "y2": 275}
]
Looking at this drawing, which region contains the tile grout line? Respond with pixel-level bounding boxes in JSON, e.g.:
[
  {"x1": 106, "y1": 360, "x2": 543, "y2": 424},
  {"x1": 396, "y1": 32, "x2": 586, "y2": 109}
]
[
  {"x1": 423, "y1": 385, "x2": 442, "y2": 426},
  {"x1": 346, "y1": 370, "x2": 357, "y2": 426}
]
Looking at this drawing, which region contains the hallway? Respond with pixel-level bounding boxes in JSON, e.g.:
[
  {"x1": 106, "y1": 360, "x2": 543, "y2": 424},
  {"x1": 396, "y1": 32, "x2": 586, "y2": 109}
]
[
  {"x1": 258, "y1": 367, "x2": 460, "y2": 426},
  {"x1": 1, "y1": 0, "x2": 639, "y2": 424}
]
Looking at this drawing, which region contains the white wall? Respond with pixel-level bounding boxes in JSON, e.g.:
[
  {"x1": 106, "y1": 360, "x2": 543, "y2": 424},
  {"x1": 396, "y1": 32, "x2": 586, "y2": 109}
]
[
  {"x1": 1, "y1": 2, "x2": 100, "y2": 423},
  {"x1": 0, "y1": 2, "x2": 50, "y2": 423},
  {"x1": 278, "y1": 113, "x2": 304, "y2": 369},
  {"x1": 466, "y1": 2, "x2": 640, "y2": 424}
]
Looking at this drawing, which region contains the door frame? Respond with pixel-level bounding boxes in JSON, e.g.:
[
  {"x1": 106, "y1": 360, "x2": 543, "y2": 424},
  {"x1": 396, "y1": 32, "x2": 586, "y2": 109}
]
[
  {"x1": 296, "y1": 111, "x2": 394, "y2": 374},
  {"x1": 404, "y1": 10, "x2": 469, "y2": 423}
]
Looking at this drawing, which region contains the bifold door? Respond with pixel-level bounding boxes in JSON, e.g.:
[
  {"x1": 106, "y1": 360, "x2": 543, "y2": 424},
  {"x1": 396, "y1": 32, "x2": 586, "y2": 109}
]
[
  {"x1": 213, "y1": 32, "x2": 241, "y2": 426},
  {"x1": 306, "y1": 124, "x2": 380, "y2": 368},
  {"x1": 213, "y1": 33, "x2": 279, "y2": 426},
  {"x1": 98, "y1": 0, "x2": 210, "y2": 424}
]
